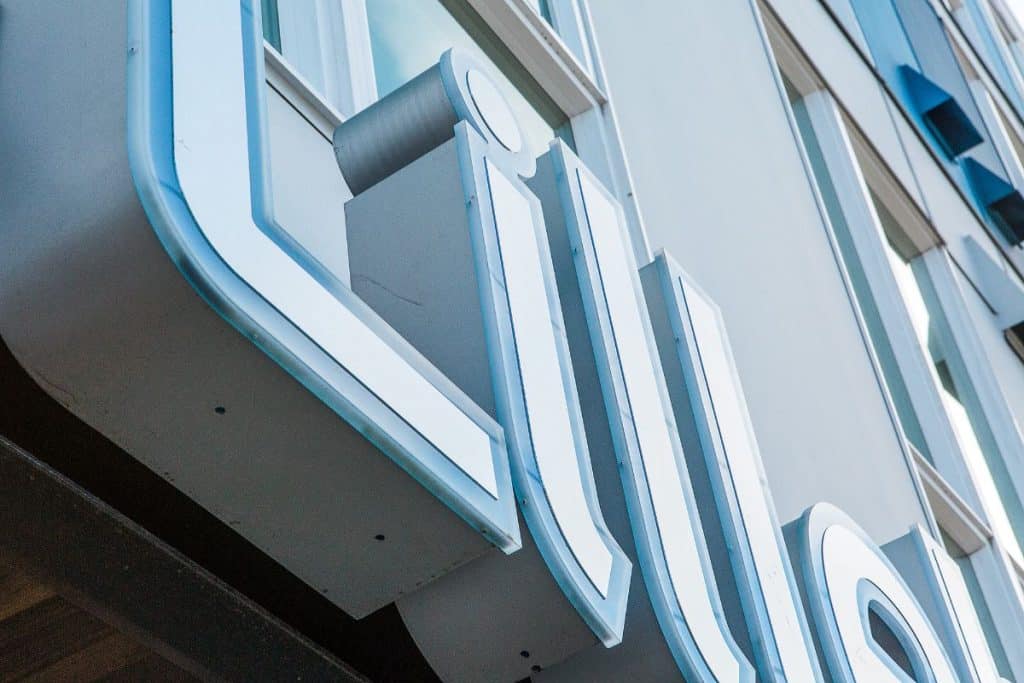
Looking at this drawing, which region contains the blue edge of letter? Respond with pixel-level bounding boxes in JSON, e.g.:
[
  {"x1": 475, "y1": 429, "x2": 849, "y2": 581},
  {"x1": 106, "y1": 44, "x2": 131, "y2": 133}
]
[{"x1": 124, "y1": 0, "x2": 521, "y2": 556}]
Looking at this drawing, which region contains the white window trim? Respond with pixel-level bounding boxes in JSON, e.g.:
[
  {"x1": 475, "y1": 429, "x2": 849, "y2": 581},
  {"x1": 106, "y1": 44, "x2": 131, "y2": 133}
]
[
  {"x1": 463, "y1": 0, "x2": 604, "y2": 115},
  {"x1": 800, "y1": 89, "x2": 992, "y2": 524},
  {"x1": 543, "y1": 0, "x2": 595, "y2": 76},
  {"x1": 266, "y1": 0, "x2": 604, "y2": 125},
  {"x1": 919, "y1": 248, "x2": 1024, "y2": 669},
  {"x1": 765, "y1": 57, "x2": 943, "y2": 543},
  {"x1": 970, "y1": 539, "x2": 1024, "y2": 678},
  {"x1": 922, "y1": 249, "x2": 1024, "y2": 522},
  {"x1": 274, "y1": 0, "x2": 377, "y2": 118},
  {"x1": 914, "y1": 445, "x2": 993, "y2": 554},
  {"x1": 265, "y1": 44, "x2": 344, "y2": 140},
  {"x1": 765, "y1": 0, "x2": 1024, "y2": 340}
]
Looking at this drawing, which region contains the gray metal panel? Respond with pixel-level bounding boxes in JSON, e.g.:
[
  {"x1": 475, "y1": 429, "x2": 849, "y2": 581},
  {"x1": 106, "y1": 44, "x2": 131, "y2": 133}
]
[
  {"x1": 347, "y1": 141, "x2": 600, "y2": 682},
  {"x1": 348, "y1": 140, "x2": 495, "y2": 414},
  {"x1": 588, "y1": 0, "x2": 931, "y2": 541}
]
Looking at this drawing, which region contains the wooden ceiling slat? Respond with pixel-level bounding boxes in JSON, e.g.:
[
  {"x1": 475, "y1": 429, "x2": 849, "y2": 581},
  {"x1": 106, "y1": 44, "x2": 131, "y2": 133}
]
[
  {"x1": 0, "y1": 598, "x2": 111, "y2": 680},
  {"x1": 0, "y1": 571, "x2": 55, "y2": 623},
  {"x1": 20, "y1": 632, "x2": 147, "y2": 682}
]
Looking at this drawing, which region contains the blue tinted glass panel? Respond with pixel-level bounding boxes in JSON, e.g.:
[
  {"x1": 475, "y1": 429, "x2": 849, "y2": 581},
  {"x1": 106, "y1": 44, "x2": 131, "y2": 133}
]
[{"x1": 366, "y1": 0, "x2": 573, "y2": 158}]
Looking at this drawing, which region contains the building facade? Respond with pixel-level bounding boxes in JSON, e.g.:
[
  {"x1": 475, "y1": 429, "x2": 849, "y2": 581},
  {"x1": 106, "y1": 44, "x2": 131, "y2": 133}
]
[{"x1": 3, "y1": 0, "x2": 1024, "y2": 680}]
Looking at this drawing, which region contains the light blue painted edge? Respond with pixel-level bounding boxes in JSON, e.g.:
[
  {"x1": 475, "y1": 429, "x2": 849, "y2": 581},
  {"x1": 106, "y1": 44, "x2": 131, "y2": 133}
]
[
  {"x1": 649, "y1": 250, "x2": 824, "y2": 683},
  {"x1": 856, "y1": 578, "x2": 931, "y2": 682},
  {"x1": 799, "y1": 502, "x2": 958, "y2": 682},
  {"x1": 455, "y1": 127, "x2": 631, "y2": 646},
  {"x1": 546, "y1": 142, "x2": 752, "y2": 679},
  {"x1": 124, "y1": 0, "x2": 521, "y2": 553}
]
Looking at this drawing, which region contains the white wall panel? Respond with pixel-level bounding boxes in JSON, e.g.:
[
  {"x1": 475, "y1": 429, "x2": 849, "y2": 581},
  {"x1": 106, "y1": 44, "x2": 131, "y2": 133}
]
[{"x1": 588, "y1": 0, "x2": 931, "y2": 541}]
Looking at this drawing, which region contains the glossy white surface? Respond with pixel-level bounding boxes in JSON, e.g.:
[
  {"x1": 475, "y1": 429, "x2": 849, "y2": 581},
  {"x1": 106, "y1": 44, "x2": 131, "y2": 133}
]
[
  {"x1": 467, "y1": 69, "x2": 523, "y2": 153},
  {"x1": 683, "y1": 279, "x2": 819, "y2": 682},
  {"x1": 487, "y1": 159, "x2": 613, "y2": 595},
  {"x1": 821, "y1": 524, "x2": 958, "y2": 682},
  {"x1": 171, "y1": 2, "x2": 499, "y2": 497},
  {"x1": 577, "y1": 172, "x2": 740, "y2": 677}
]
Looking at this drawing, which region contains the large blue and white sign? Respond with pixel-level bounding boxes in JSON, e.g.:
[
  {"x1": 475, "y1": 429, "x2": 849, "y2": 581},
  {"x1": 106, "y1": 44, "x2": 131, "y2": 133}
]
[{"x1": 125, "y1": 1, "x2": 1008, "y2": 680}]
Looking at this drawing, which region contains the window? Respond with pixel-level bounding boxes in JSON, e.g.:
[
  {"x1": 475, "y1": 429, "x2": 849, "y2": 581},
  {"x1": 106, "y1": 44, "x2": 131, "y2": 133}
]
[
  {"x1": 524, "y1": 0, "x2": 555, "y2": 26},
  {"x1": 364, "y1": 0, "x2": 574, "y2": 158},
  {"x1": 261, "y1": 0, "x2": 575, "y2": 157},
  {"x1": 262, "y1": 0, "x2": 281, "y2": 50},
  {"x1": 260, "y1": 0, "x2": 374, "y2": 117},
  {"x1": 879, "y1": 220, "x2": 1024, "y2": 569}
]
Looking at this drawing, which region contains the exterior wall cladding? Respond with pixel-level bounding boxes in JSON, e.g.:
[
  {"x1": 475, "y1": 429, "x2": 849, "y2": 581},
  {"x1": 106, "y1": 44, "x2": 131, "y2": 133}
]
[{"x1": 8, "y1": 0, "x2": 1024, "y2": 680}]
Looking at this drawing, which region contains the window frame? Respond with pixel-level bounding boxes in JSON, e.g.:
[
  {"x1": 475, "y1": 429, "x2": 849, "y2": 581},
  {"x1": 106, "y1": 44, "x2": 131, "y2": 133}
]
[
  {"x1": 263, "y1": 0, "x2": 603, "y2": 122},
  {"x1": 262, "y1": 0, "x2": 651, "y2": 264}
]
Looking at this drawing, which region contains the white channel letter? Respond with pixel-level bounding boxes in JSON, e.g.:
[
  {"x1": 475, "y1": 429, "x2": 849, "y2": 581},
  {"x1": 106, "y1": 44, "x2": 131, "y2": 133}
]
[
  {"x1": 169, "y1": 5, "x2": 500, "y2": 496},
  {"x1": 486, "y1": 159, "x2": 614, "y2": 595},
  {"x1": 681, "y1": 277, "x2": 821, "y2": 682},
  {"x1": 804, "y1": 505, "x2": 959, "y2": 682},
  {"x1": 575, "y1": 169, "x2": 746, "y2": 678}
]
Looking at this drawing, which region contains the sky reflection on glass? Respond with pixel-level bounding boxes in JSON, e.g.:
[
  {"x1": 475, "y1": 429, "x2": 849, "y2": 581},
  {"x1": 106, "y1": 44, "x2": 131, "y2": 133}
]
[{"x1": 365, "y1": 0, "x2": 565, "y2": 161}]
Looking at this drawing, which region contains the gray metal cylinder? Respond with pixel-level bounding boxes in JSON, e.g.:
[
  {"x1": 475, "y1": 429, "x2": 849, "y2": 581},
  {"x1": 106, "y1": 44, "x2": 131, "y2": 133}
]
[{"x1": 333, "y1": 49, "x2": 533, "y2": 194}]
